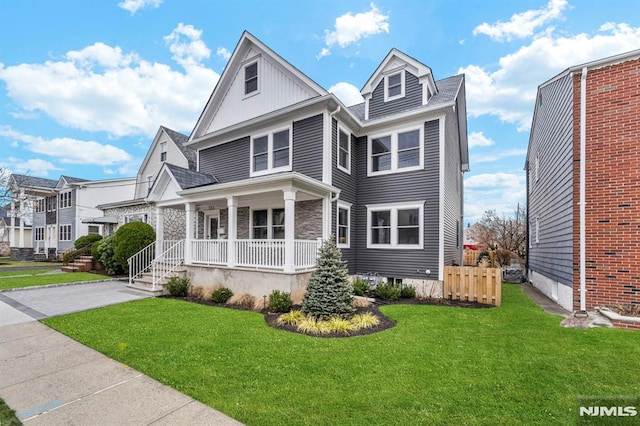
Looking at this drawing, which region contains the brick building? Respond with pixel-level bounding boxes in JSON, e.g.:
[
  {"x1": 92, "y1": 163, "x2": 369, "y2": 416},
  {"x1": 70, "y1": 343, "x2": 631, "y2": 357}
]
[{"x1": 526, "y1": 49, "x2": 640, "y2": 313}]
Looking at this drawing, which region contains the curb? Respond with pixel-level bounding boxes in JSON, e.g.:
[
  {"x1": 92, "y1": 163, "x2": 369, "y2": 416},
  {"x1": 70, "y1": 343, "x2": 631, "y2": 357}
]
[{"x1": 0, "y1": 278, "x2": 126, "y2": 293}]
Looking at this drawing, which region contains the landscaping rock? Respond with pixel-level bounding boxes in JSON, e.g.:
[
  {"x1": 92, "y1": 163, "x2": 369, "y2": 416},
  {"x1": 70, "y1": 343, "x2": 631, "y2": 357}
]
[{"x1": 503, "y1": 268, "x2": 523, "y2": 283}]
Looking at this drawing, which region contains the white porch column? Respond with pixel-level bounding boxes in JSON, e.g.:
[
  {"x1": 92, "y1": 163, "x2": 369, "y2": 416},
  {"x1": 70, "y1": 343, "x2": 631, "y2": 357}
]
[
  {"x1": 227, "y1": 196, "x2": 237, "y2": 267},
  {"x1": 184, "y1": 202, "x2": 195, "y2": 264},
  {"x1": 8, "y1": 198, "x2": 15, "y2": 247},
  {"x1": 283, "y1": 189, "x2": 297, "y2": 273},
  {"x1": 155, "y1": 206, "x2": 164, "y2": 256},
  {"x1": 18, "y1": 190, "x2": 25, "y2": 248}
]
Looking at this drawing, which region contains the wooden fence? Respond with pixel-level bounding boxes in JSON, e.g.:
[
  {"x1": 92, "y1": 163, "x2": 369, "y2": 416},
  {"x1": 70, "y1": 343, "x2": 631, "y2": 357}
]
[
  {"x1": 463, "y1": 249, "x2": 496, "y2": 267},
  {"x1": 443, "y1": 266, "x2": 502, "y2": 306}
]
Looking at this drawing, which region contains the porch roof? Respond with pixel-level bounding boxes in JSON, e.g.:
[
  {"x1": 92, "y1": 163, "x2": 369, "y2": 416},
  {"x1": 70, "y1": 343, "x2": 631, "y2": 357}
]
[{"x1": 177, "y1": 172, "x2": 340, "y2": 203}]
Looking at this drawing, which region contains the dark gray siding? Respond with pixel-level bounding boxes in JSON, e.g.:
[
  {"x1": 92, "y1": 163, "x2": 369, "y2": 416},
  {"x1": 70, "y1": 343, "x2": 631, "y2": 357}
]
[
  {"x1": 443, "y1": 110, "x2": 463, "y2": 267},
  {"x1": 58, "y1": 190, "x2": 76, "y2": 251},
  {"x1": 330, "y1": 118, "x2": 357, "y2": 273},
  {"x1": 354, "y1": 119, "x2": 441, "y2": 279},
  {"x1": 199, "y1": 136, "x2": 250, "y2": 183},
  {"x1": 293, "y1": 114, "x2": 323, "y2": 181},
  {"x1": 369, "y1": 72, "x2": 422, "y2": 121},
  {"x1": 527, "y1": 74, "x2": 574, "y2": 287}
]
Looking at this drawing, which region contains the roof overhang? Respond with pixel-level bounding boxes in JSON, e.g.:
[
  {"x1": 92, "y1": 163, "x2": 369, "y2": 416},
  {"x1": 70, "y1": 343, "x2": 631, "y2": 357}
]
[{"x1": 82, "y1": 216, "x2": 119, "y2": 224}]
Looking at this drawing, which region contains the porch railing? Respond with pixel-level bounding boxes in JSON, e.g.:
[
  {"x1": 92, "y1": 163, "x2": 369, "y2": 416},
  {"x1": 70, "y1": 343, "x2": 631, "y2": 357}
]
[
  {"x1": 235, "y1": 239, "x2": 285, "y2": 269},
  {"x1": 295, "y1": 239, "x2": 322, "y2": 269},
  {"x1": 191, "y1": 239, "x2": 227, "y2": 265},
  {"x1": 128, "y1": 242, "x2": 155, "y2": 285},
  {"x1": 151, "y1": 240, "x2": 184, "y2": 290}
]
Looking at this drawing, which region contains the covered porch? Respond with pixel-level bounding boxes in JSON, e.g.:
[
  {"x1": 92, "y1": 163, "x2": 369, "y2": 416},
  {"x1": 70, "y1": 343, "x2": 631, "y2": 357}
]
[{"x1": 142, "y1": 171, "x2": 338, "y2": 287}]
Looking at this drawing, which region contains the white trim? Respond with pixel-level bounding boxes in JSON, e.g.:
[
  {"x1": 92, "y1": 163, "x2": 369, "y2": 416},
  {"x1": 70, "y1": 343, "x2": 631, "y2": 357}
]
[
  {"x1": 59, "y1": 224, "x2": 72, "y2": 242},
  {"x1": 249, "y1": 207, "x2": 285, "y2": 240},
  {"x1": 249, "y1": 125, "x2": 293, "y2": 177},
  {"x1": 204, "y1": 210, "x2": 220, "y2": 239},
  {"x1": 366, "y1": 201, "x2": 424, "y2": 249},
  {"x1": 336, "y1": 200, "x2": 352, "y2": 248},
  {"x1": 384, "y1": 69, "x2": 405, "y2": 102},
  {"x1": 535, "y1": 154, "x2": 539, "y2": 182},
  {"x1": 59, "y1": 191, "x2": 72, "y2": 209},
  {"x1": 535, "y1": 216, "x2": 540, "y2": 244},
  {"x1": 367, "y1": 123, "x2": 424, "y2": 177},
  {"x1": 438, "y1": 117, "x2": 445, "y2": 281},
  {"x1": 336, "y1": 124, "x2": 351, "y2": 174}
]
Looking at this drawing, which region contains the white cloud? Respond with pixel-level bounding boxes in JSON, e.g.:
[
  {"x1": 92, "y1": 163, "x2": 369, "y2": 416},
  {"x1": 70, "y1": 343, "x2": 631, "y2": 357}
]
[
  {"x1": 473, "y1": 0, "x2": 568, "y2": 42},
  {"x1": 460, "y1": 22, "x2": 640, "y2": 131},
  {"x1": 472, "y1": 148, "x2": 528, "y2": 164},
  {"x1": 0, "y1": 126, "x2": 131, "y2": 166},
  {"x1": 118, "y1": 0, "x2": 162, "y2": 15},
  {"x1": 464, "y1": 172, "x2": 526, "y2": 223},
  {"x1": 328, "y1": 82, "x2": 364, "y2": 106},
  {"x1": 319, "y1": 3, "x2": 389, "y2": 58},
  {"x1": 216, "y1": 47, "x2": 231, "y2": 61},
  {"x1": 468, "y1": 131, "x2": 495, "y2": 149},
  {"x1": 0, "y1": 24, "x2": 219, "y2": 138},
  {"x1": 1, "y1": 157, "x2": 61, "y2": 177}
]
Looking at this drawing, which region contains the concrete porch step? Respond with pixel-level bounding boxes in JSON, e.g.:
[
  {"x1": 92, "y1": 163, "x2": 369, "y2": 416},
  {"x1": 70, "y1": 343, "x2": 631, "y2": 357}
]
[{"x1": 126, "y1": 282, "x2": 164, "y2": 296}]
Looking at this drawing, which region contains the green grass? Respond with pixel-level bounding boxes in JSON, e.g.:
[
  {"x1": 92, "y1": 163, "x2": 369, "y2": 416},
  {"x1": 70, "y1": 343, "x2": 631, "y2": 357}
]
[
  {"x1": 0, "y1": 269, "x2": 54, "y2": 277},
  {"x1": 42, "y1": 284, "x2": 640, "y2": 425},
  {"x1": 0, "y1": 397, "x2": 21, "y2": 426},
  {"x1": 0, "y1": 257, "x2": 62, "y2": 268},
  {"x1": 0, "y1": 272, "x2": 107, "y2": 290}
]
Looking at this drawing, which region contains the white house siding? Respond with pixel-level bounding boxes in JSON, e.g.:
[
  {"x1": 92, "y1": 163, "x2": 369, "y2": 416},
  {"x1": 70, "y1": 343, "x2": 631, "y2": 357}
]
[
  {"x1": 527, "y1": 74, "x2": 574, "y2": 293},
  {"x1": 206, "y1": 49, "x2": 317, "y2": 135},
  {"x1": 135, "y1": 131, "x2": 189, "y2": 199}
]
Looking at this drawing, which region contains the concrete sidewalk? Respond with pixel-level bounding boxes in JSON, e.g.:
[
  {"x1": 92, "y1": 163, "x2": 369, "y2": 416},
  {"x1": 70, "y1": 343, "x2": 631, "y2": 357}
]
[
  {"x1": 0, "y1": 321, "x2": 241, "y2": 425},
  {"x1": 0, "y1": 280, "x2": 242, "y2": 425}
]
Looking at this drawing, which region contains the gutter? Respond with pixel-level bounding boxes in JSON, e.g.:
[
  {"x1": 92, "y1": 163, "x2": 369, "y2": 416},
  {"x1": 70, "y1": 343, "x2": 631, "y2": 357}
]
[{"x1": 579, "y1": 66, "x2": 588, "y2": 314}]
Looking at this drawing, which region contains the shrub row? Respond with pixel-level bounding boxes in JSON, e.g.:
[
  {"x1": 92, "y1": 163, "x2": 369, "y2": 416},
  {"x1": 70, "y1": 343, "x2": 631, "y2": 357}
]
[{"x1": 352, "y1": 278, "x2": 417, "y2": 301}]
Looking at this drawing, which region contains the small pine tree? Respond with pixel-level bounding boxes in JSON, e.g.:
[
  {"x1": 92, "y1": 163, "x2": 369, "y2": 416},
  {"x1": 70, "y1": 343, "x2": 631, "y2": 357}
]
[{"x1": 302, "y1": 236, "x2": 355, "y2": 320}]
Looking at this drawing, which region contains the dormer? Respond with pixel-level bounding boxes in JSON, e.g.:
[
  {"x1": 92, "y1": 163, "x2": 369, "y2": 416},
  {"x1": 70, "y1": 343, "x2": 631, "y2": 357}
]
[{"x1": 360, "y1": 49, "x2": 438, "y2": 121}]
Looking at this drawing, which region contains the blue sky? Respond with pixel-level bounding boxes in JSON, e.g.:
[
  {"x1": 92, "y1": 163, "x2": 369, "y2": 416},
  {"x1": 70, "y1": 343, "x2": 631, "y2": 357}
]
[{"x1": 1, "y1": 0, "x2": 639, "y2": 223}]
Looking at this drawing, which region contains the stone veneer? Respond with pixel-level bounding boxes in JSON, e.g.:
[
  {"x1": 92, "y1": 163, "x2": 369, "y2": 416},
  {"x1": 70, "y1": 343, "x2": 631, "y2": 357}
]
[
  {"x1": 103, "y1": 205, "x2": 185, "y2": 240},
  {"x1": 295, "y1": 200, "x2": 322, "y2": 240}
]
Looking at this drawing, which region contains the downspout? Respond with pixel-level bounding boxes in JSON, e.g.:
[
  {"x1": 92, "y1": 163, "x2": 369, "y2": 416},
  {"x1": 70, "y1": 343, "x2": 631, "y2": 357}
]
[{"x1": 579, "y1": 67, "x2": 588, "y2": 313}]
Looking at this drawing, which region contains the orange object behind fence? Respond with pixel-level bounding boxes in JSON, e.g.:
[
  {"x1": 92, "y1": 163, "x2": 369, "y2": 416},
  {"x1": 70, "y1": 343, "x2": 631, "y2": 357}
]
[{"x1": 443, "y1": 266, "x2": 502, "y2": 306}]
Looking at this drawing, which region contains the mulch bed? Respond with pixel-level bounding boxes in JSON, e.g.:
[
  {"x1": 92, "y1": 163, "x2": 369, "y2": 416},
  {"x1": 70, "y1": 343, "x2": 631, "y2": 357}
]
[{"x1": 171, "y1": 295, "x2": 494, "y2": 338}]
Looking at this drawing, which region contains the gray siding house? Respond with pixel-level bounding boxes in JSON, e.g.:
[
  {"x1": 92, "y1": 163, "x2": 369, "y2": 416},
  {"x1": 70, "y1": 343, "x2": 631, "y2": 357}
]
[{"x1": 141, "y1": 31, "x2": 468, "y2": 299}]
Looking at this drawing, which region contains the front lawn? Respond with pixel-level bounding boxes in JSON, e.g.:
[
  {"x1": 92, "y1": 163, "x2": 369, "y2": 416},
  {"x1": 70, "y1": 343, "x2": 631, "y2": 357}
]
[
  {"x1": 0, "y1": 257, "x2": 62, "y2": 268},
  {"x1": 0, "y1": 269, "x2": 54, "y2": 277},
  {"x1": 0, "y1": 272, "x2": 107, "y2": 291},
  {"x1": 43, "y1": 284, "x2": 640, "y2": 425}
]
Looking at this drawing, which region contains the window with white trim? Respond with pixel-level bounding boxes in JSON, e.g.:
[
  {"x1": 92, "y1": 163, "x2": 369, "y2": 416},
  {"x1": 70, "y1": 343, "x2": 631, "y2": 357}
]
[
  {"x1": 125, "y1": 213, "x2": 148, "y2": 224},
  {"x1": 252, "y1": 208, "x2": 284, "y2": 240},
  {"x1": 368, "y1": 127, "x2": 423, "y2": 175},
  {"x1": 147, "y1": 175, "x2": 153, "y2": 194},
  {"x1": 46, "y1": 195, "x2": 57, "y2": 212},
  {"x1": 384, "y1": 70, "x2": 405, "y2": 102},
  {"x1": 35, "y1": 227, "x2": 44, "y2": 241},
  {"x1": 244, "y1": 61, "x2": 258, "y2": 95},
  {"x1": 535, "y1": 154, "x2": 539, "y2": 182},
  {"x1": 337, "y1": 127, "x2": 351, "y2": 173},
  {"x1": 367, "y1": 202, "x2": 423, "y2": 249},
  {"x1": 35, "y1": 199, "x2": 45, "y2": 213},
  {"x1": 59, "y1": 224, "x2": 72, "y2": 241},
  {"x1": 160, "y1": 142, "x2": 167, "y2": 162},
  {"x1": 250, "y1": 128, "x2": 291, "y2": 176},
  {"x1": 535, "y1": 216, "x2": 540, "y2": 244},
  {"x1": 59, "y1": 191, "x2": 71, "y2": 209},
  {"x1": 88, "y1": 225, "x2": 100, "y2": 235},
  {"x1": 336, "y1": 202, "x2": 351, "y2": 248}
]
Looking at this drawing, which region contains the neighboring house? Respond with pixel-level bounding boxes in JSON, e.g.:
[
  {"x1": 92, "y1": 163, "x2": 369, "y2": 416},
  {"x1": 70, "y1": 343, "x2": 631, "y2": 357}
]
[
  {"x1": 0, "y1": 205, "x2": 32, "y2": 256},
  {"x1": 8, "y1": 174, "x2": 136, "y2": 259},
  {"x1": 526, "y1": 49, "x2": 640, "y2": 312},
  {"x1": 136, "y1": 31, "x2": 468, "y2": 299},
  {"x1": 93, "y1": 125, "x2": 198, "y2": 239}
]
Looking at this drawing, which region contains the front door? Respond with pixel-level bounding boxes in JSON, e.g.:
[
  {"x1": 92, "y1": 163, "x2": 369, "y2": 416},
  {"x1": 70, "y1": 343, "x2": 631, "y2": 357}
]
[{"x1": 205, "y1": 211, "x2": 219, "y2": 239}]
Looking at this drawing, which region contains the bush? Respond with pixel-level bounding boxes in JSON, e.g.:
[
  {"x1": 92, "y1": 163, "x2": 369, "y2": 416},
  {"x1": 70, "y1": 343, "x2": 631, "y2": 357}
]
[
  {"x1": 113, "y1": 222, "x2": 155, "y2": 273},
  {"x1": 166, "y1": 276, "x2": 190, "y2": 297},
  {"x1": 352, "y1": 278, "x2": 371, "y2": 297},
  {"x1": 268, "y1": 290, "x2": 293, "y2": 313},
  {"x1": 400, "y1": 285, "x2": 417, "y2": 299},
  {"x1": 74, "y1": 234, "x2": 103, "y2": 250},
  {"x1": 94, "y1": 236, "x2": 123, "y2": 275},
  {"x1": 477, "y1": 250, "x2": 492, "y2": 267},
  {"x1": 276, "y1": 310, "x2": 305, "y2": 326},
  {"x1": 375, "y1": 283, "x2": 401, "y2": 301},
  {"x1": 211, "y1": 287, "x2": 233, "y2": 303},
  {"x1": 302, "y1": 237, "x2": 355, "y2": 320},
  {"x1": 228, "y1": 293, "x2": 256, "y2": 310}
]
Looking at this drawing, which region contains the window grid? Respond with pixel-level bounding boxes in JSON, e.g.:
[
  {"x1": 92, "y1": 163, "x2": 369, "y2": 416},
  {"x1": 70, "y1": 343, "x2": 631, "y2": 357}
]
[
  {"x1": 244, "y1": 62, "x2": 258, "y2": 95},
  {"x1": 59, "y1": 192, "x2": 71, "y2": 209},
  {"x1": 338, "y1": 128, "x2": 351, "y2": 173},
  {"x1": 59, "y1": 224, "x2": 72, "y2": 241},
  {"x1": 337, "y1": 203, "x2": 351, "y2": 248}
]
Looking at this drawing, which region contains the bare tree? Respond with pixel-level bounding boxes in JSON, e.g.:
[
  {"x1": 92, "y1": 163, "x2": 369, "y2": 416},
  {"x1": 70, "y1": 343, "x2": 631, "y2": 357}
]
[
  {"x1": 469, "y1": 205, "x2": 526, "y2": 260},
  {"x1": 0, "y1": 167, "x2": 11, "y2": 213}
]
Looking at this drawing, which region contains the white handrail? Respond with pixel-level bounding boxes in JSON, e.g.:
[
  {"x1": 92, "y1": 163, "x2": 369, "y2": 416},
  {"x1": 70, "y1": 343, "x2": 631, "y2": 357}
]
[
  {"x1": 128, "y1": 241, "x2": 156, "y2": 285},
  {"x1": 151, "y1": 240, "x2": 184, "y2": 290}
]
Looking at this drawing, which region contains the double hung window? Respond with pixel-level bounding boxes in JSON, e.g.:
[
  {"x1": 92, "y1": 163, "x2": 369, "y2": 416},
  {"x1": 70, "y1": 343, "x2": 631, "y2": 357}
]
[
  {"x1": 369, "y1": 127, "x2": 422, "y2": 175},
  {"x1": 367, "y1": 202, "x2": 423, "y2": 249},
  {"x1": 251, "y1": 128, "x2": 291, "y2": 176}
]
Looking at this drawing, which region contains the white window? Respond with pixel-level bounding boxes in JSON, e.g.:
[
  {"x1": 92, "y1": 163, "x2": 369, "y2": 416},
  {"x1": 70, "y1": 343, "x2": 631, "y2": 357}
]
[
  {"x1": 384, "y1": 70, "x2": 405, "y2": 102},
  {"x1": 250, "y1": 127, "x2": 291, "y2": 176},
  {"x1": 59, "y1": 191, "x2": 72, "y2": 209},
  {"x1": 125, "y1": 213, "x2": 148, "y2": 224},
  {"x1": 88, "y1": 225, "x2": 100, "y2": 235},
  {"x1": 251, "y1": 208, "x2": 284, "y2": 240},
  {"x1": 147, "y1": 175, "x2": 153, "y2": 194},
  {"x1": 244, "y1": 61, "x2": 258, "y2": 95},
  {"x1": 368, "y1": 126, "x2": 423, "y2": 176},
  {"x1": 367, "y1": 202, "x2": 424, "y2": 249},
  {"x1": 35, "y1": 199, "x2": 45, "y2": 213},
  {"x1": 336, "y1": 202, "x2": 351, "y2": 248},
  {"x1": 160, "y1": 142, "x2": 167, "y2": 162},
  {"x1": 535, "y1": 216, "x2": 540, "y2": 244},
  {"x1": 535, "y1": 154, "x2": 539, "y2": 182},
  {"x1": 337, "y1": 126, "x2": 351, "y2": 174},
  {"x1": 35, "y1": 227, "x2": 44, "y2": 241},
  {"x1": 46, "y1": 195, "x2": 57, "y2": 212},
  {"x1": 59, "y1": 224, "x2": 72, "y2": 241}
]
